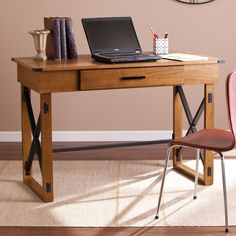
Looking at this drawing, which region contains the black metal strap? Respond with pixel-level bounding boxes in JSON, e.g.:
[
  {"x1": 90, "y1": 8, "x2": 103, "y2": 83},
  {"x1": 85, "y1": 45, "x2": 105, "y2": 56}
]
[
  {"x1": 25, "y1": 114, "x2": 42, "y2": 175},
  {"x1": 53, "y1": 139, "x2": 171, "y2": 153},
  {"x1": 23, "y1": 89, "x2": 42, "y2": 174},
  {"x1": 22, "y1": 85, "x2": 206, "y2": 165},
  {"x1": 188, "y1": 98, "x2": 205, "y2": 133},
  {"x1": 177, "y1": 86, "x2": 197, "y2": 133}
]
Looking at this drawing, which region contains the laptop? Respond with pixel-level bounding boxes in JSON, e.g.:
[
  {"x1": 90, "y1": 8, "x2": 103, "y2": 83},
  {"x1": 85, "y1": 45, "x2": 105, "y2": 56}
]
[{"x1": 82, "y1": 17, "x2": 161, "y2": 63}]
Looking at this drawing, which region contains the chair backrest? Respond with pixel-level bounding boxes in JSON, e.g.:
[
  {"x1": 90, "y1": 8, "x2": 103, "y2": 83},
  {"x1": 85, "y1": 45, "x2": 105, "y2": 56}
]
[{"x1": 226, "y1": 71, "x2": 236, "y2": 147}]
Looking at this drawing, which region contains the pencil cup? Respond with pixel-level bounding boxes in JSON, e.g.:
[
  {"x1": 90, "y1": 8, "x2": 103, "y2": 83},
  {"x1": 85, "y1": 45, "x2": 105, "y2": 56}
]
[{"x1": 153, "y1": 38, "x2": 169, "y2": 55}]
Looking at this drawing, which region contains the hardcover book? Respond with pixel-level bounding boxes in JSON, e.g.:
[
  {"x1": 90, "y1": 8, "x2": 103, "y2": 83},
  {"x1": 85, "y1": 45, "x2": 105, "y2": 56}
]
[
  {"x1": 44, "y1": 17, "x2": 77, "y2": 60},
  {"x1": 44, "y1": 17, "x2": 61, "y2": 60},
  {"x1": 53, "y1": 18, "x2": 61, "y2": 60},
  {"x1": 60, "y1": 17, "x2": 67, "y2": 59},
  {"x1": 65, "y1": 17, "x2": 78, "y2": 59},
  {"x1": 44, "y1": 17, "x2": 55, "y2": 59}
]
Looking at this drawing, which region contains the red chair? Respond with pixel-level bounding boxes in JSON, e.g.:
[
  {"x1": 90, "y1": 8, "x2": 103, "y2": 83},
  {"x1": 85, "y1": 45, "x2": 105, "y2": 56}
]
[{"x1": 155, "y1": 71, "x2": 236, "y2": 232}]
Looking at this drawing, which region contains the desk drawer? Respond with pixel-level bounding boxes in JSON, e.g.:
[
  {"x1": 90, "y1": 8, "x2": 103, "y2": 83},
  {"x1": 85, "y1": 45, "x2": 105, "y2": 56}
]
[{"x1": 80, "y1": 66, "x2": 183, "y2": 90}]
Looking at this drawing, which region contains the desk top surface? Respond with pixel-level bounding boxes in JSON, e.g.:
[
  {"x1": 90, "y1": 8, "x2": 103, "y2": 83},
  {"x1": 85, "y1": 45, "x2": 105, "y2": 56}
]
[{"x1": 12, "y1": 54, "x2": 219, "y2": 72}]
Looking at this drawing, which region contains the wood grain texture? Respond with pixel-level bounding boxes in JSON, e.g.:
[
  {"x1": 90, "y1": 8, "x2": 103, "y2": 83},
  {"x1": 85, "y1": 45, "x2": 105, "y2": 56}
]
[
  {"x1": 80, "y1": 66, "x2": 184, "y2": 90},
  {"x1": 183, "y1": 64, "x2": 219, "y2": 85},
  {"x1": 18, "y1": 65, "x2": 80, "y2": 93},
  {"x1": 15, "y1": 55, "x2": 219, "y2": 94},
  {"x1": 173, "y1": 86, "x2": 183, "y2": 166},
  {"x1": 0, "y1": 226, "x2": 235, "y2": 236},
  {"x1": 40, "y1": 93, "x2": 54, "y2": 202},
  {"x1": 13, "y1": 54, "x2": 220, "y2": 201},
  {"x1": 203, "y1": 84, "x2": 215, "y2": 185},
  {"x1": 12, "y1": 54, "x2": 219, "y2": 72},
  {"x1": 24, "y1": 177, "x2": 44, "y2": 200},
  {"x1": 21, "y1": 86, "x2": 32, "y2": 182},
  {"x1": 175, "y1": 163, "x2": 205, "y2": 184}
]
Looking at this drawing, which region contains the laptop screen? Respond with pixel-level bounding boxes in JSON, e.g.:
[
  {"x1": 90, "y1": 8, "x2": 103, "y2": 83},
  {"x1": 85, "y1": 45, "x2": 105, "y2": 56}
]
[{"x1": 82, "y1": 17, "x2": 142, "y2": 54}]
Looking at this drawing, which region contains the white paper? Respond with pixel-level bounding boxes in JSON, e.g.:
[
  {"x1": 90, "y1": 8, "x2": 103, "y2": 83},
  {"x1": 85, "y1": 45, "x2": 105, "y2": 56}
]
[{"x1": 161, "y1": 53, "x2": 208, "y2": 62}]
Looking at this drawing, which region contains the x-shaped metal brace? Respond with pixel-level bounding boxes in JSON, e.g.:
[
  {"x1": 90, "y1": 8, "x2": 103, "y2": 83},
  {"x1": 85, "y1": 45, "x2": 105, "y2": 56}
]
[
  {"x1": 23, "y1": 89, "x2": 42, "y2": 175},
  {"x1": 176, "y1": 86, "x2": 205, "y2": 162}
]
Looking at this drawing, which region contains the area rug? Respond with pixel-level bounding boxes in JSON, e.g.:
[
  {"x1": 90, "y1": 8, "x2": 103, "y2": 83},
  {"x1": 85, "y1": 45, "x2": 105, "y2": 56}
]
[{"x1": 0, "y1": 157, "x2": 236, "y2": 227}]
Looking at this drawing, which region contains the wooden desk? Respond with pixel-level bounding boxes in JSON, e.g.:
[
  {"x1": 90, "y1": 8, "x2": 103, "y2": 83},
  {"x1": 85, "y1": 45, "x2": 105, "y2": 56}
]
[{"x1": 13, "y1": 54, "x2": 219, "y2": 202}]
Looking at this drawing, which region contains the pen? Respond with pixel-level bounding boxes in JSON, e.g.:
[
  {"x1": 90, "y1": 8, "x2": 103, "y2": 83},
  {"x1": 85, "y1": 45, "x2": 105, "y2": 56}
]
[
  {"x1": 164, "y1": 32, "x2": 168, "y2": 39},
  {"x1": 150, "y1": 26, "x2": 158, "y2": 39}
]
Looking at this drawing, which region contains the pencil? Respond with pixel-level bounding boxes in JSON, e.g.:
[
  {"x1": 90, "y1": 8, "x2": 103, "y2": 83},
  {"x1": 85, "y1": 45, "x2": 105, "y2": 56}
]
[{"x1": 150, "y1": 26, "x2": 158, "y2": 38}]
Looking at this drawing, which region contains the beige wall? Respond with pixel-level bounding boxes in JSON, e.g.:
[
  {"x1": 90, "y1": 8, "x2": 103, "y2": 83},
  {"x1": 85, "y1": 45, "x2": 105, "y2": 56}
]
[{"x1": 0, "y1": 0, "x2": 235, "y2": 132}]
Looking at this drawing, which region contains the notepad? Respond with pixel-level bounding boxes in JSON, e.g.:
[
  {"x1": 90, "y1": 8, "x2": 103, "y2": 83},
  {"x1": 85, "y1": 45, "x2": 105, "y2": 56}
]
[{"x1": 161, "y1": 53, "x2": 208, "y2": 62}]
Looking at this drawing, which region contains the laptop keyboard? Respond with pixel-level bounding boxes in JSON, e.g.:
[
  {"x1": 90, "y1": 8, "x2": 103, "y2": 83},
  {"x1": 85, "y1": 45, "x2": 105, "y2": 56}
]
[
  {"x1": 100, "y1": 53, "x2": 150, "y2": 58},
  {"x1": 95, "y1": 52, "x2": 161, "y2": 63}
]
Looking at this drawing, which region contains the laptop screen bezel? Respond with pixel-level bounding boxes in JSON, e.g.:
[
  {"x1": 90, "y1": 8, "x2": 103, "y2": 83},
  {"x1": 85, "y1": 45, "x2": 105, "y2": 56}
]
[{"x1": 82, "y1": 17, "x2": 142, "y2": 55}]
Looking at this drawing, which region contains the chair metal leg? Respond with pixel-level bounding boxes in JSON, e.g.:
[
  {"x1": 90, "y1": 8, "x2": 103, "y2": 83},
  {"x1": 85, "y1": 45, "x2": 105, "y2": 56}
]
[
  {"x1": 219, "y1": 152, "x2": 229, "y2": 232},
  {"x1": 155, "y1": 144, "x2": 175, "y2": 219},
  {"x1": 155, "y1": 146, "x2": 229, "y2": 232},
  {"x1": 193, "y1": 149, "x2": 200, "y2": 199}
]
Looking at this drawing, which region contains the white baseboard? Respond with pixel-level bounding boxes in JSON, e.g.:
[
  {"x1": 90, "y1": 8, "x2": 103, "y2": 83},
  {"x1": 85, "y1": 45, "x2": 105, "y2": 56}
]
[
  {"x1": 0, "y1": 132, "x2": 22, "y2": 142},
  {"x1": 52, "y1": 131, "x2": 173, "y2": 142},
  {"x1": 0, "y1": 130, "x2": 176, "y2": 142}
]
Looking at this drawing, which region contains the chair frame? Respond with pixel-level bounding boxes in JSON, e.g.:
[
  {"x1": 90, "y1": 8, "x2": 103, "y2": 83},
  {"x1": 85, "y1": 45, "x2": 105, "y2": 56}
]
[{"x1": 155, "y1": 144, "x2": 229, "y2": 232}]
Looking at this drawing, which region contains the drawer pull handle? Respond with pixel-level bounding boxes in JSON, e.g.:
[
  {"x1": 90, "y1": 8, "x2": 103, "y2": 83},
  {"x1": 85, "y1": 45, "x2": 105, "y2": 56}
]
[{"x1": 121, "y1": 76, "x2": 146, "y2": 80}]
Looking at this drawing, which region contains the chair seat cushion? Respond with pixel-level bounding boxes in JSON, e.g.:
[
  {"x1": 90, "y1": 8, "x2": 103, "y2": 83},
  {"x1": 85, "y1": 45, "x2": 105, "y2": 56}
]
[{"x1": 172, "y1": 129, "x2": 234, "y2": 152}]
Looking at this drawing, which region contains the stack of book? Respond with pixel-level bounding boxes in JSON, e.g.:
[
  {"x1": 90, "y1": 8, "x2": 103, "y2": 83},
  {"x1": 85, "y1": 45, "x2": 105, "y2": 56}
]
[{"x1": 44, "y1": 17, "x2": 78, "y2": 60}]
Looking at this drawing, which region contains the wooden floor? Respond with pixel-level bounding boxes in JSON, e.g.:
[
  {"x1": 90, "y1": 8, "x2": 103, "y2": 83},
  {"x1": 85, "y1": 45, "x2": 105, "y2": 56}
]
[
  {"x1": 0, "y1": 142, "x2": 191, "y2": 160},
  {"x1": 0, "y1": 226, "x2": 235, "y2": 236},
  {"x1": 0, "y1": 142, "x2": 235, "y2": 236}
]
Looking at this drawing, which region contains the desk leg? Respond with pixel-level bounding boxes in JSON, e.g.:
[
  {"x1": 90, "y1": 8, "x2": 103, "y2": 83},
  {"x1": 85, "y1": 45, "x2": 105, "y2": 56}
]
[
  {"x1": 203, "y1": 84, "x2": 214, "y2": 185},
  {"x1": 21, "y1": 86, "x2": 32, "y2": 182},
  {"x1": 173, "y1": 86, "x2": 197, "y2": 182},
  {"x1": 21, "y1": 87, "x2": 53, "y2": 202},
  {"x1": 173, "y1": 86, "x2": 183, "y2": 165},
  {"x1": 40, "y1": 93, "x2": 53, "y2": 201},
  {"x1": 173, "y1": 85, "x2": 214, "y2": 185}
]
